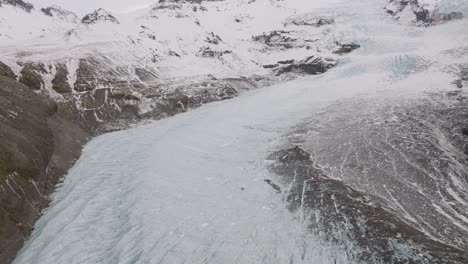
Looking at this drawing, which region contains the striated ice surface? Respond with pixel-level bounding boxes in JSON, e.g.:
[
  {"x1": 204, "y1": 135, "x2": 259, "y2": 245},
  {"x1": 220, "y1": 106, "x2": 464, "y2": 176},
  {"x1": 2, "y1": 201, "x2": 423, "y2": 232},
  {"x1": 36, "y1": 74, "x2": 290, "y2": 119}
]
[{"x1": 14, "y1": 0, "x2": 468, "y2": 263}]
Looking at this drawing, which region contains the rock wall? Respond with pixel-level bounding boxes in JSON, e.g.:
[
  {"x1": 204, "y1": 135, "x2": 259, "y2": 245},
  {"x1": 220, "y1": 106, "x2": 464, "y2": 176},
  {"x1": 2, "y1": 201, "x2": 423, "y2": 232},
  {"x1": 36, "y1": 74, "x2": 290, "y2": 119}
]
[{"x1": 0, "y1": 66, "x2": 90, "y2": 263}]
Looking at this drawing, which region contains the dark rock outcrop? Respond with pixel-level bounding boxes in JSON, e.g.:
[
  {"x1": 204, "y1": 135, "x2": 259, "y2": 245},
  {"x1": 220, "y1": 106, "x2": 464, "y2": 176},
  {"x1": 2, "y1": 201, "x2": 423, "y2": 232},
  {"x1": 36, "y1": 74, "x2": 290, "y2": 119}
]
[
  {"x1": 186, "y1": 77, "x2": 256, "y2": 108},
  {"x1": 135, "y1": 68, "x2": 158, "y2": 82},
  {"x1": 81, "y1": 8, "x2": 120, "y2": 25},
  {"x1": 332, "y1": 42, "x2": 361, "y2": 55},
  {"x1": 461, "y1": 127, "x2": 468, "y2": 136},
  {"x1": 0, "y1": 0, "x2": 34, "y2": 12},
  {"x1": 41, "y1": 5, "x2": 79, "y2": 22},
  {"x1": 74, "y1": 59, "x2": 98, "y2": 92},
  {"x1": 205, "y1": 32, "x2": 222, "y2": 45},
  {"x1": 252, "y1": 30, "x2": 297, "y2": 49},
  {"x1": 268, "y1": 146, "x2": 311, "y2": 163},
  {"x1": 52, "y1": 63, "x2": 72, "y2": 93},
  {"x1": 196, "y1": 46, "x2": 232, "y2": 58},
  {"x1": 18, "y1": 63, "x2": 47, "y2": 90},
  {"x1": 384, "y1": 0, "x2": 408, "y2": 16},
  {"x1": 274, "y1": 56, "x2": 336, "y2": 76},
  {"x1": 0, "y1": 61, "x2": 16, "y2": 79},
  {"x1": 0, "y1": 76, "x2": 90, "y2": 263},
  {"x1": 252, "y1": 30, "x2": 318, "y2": 50}
]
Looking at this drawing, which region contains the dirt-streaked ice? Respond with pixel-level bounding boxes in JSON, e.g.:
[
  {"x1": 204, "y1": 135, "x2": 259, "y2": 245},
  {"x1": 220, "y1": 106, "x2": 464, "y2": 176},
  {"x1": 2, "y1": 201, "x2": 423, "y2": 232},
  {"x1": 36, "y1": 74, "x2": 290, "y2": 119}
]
[{"x1": 13, "y1": 0, "x2": 468, "y2": 263}]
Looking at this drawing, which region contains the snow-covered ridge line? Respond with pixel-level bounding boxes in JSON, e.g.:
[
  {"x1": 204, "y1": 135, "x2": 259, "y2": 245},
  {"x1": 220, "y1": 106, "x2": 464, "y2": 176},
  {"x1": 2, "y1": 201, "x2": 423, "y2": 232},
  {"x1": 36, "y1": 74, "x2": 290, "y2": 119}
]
[
  {"x1": 0, "y1": 0, "x2": 464, "y2": 134},
  {"x1": 0, "y1": 0, "x2": 364, "y2": 134}
]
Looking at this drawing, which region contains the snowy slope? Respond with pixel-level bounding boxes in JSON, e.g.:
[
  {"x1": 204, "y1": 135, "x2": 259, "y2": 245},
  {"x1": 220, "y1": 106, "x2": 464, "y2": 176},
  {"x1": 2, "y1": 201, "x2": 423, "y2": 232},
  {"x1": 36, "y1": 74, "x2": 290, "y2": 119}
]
[
  {"x1": 0, "y1": 0, "x2": 342, "y2": 81},
  {"x1": 0, "y1": 0, "x2": 464, "y2": 135},
  {"x1": 0, "y1": 0, "x2": 370, "y2": 133},
  {"x1": 1, "y1": 0, "x2": 465, "y2": 83}
]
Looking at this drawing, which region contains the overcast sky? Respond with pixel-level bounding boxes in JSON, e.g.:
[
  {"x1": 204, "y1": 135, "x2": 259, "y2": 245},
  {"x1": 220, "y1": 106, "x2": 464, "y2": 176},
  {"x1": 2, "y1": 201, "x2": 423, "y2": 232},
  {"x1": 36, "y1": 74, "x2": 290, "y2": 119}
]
[{"x1": 28, "y1": 0, "x2": 156, "y2": 16}]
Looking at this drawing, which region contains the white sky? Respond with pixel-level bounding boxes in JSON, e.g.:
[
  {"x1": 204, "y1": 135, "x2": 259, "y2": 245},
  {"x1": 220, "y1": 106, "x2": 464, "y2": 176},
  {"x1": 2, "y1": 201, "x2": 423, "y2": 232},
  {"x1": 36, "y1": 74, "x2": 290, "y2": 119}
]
[{"x1": 28, "y1": 0, "x2": 156, "y2": 16}]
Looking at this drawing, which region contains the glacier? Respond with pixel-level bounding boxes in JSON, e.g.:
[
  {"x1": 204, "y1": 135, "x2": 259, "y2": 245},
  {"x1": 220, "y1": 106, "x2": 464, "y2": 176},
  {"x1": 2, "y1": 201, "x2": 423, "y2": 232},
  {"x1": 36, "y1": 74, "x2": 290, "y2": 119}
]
[{"x1": 11, "y1": 0, "x2": 468, "y2": 263}]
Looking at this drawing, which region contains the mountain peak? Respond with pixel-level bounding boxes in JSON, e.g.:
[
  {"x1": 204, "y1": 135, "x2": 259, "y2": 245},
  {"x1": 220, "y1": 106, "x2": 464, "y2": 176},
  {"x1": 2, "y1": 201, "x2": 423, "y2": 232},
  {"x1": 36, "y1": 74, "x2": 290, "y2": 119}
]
[{"x1": 81, "y1": 8, "x2": 120, "y2": 25}]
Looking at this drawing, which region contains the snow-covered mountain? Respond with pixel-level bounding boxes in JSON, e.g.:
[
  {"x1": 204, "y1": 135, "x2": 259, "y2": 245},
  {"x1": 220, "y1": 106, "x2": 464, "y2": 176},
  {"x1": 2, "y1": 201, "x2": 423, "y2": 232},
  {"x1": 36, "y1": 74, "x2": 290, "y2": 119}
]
[
  {"x1": 0, "y1": 0, "x2": 364, "y2": 133},
  {"x1": 1, "y1": 0, "x2": 465, "y2": 133}
]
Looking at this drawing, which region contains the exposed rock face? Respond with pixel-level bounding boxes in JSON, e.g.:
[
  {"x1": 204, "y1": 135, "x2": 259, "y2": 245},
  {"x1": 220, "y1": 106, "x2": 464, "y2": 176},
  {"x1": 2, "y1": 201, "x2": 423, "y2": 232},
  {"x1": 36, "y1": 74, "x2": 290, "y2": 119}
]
[
  {"x1": 384, "y1": 0, "x2": 410, "y2": 16},
  {"x1": 0, "y1": 72, "x2": 90, "y2": 263},
  {"x1": 0, "y1": 0, "x2": 33, "y2": 12},
  {"x1": 253, "y1": 30, "x2": 297, "y2": 49},
  {"x1": 52, "y1": 63, "x2": 72, "y2": 94},
  {"x1": 196, "y1": 46, "x2": 232, "y2": 58},
  {"x1": 332, "y1": 42, "x2": 361, "y2": 55},
  {"x1": 81, "y1": 8, "x2": 120, "y2": 24},
  {"x1": 73, "y1": 59, "x2": 99, "y2": 92},
  {"x1": 0, "y1": 61, "x2": 16, "y2": 79},
  {"x1": 41, "y1": 5, "x2": 79, "y2": 23},
  {"x1": 135, "y1": 68, "x2": 158, "y2": 82},
  {"x1": 252, "y1": 30, "x2": 319, "y2": 50},
  {"x1": 12, "y1": 53, "x2": 259, "y2": 136},
  {"x1": 284, "y1": 13, "x2": 334, "y2": 27},
  {"x1": 186, "y1": 77, "x2": 255, "y2": 108},
  {"x1": 18, "y1": 63, "x2": 47, "y2": 90},
  {"x1": 205, "y1": 32, "x2": 222, "y2": 45},
  {"x1": 274, "y1": 56, "x2": 337, "y2": 76}
]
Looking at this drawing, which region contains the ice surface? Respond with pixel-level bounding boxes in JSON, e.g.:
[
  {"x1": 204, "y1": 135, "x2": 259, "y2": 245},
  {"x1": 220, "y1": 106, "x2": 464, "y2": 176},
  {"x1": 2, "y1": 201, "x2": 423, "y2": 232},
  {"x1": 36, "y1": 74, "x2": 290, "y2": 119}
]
[{"x1": 13, "y1": 0, "x2": 468, "y2": 263}]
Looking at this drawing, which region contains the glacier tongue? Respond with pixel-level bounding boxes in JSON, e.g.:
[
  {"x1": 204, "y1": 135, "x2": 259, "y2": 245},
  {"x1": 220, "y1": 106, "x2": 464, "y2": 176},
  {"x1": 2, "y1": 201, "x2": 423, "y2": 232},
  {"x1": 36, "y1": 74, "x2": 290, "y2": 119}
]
[{"x1": 12, "y1": 76, "x2": 360, "y2": 264}]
